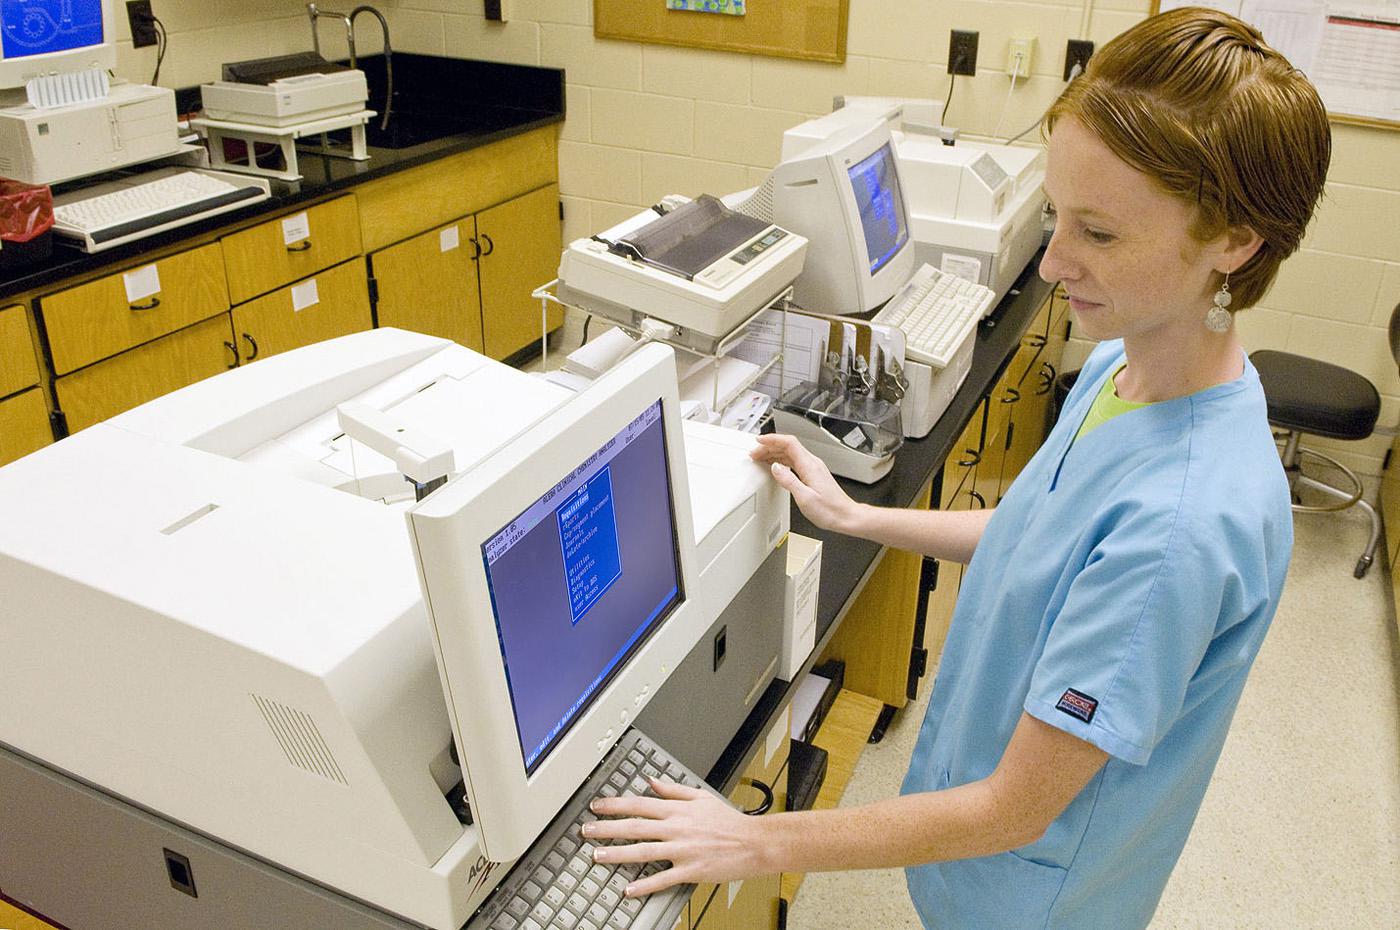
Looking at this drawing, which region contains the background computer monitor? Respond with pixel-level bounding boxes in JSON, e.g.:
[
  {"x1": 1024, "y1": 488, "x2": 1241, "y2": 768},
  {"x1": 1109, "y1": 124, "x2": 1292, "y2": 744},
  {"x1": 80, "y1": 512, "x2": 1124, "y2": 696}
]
[
  {"x1": 0, "y1": 0, "x2": 116, "y2": 90},
  {"x1": 407, "y1": 343, "x2": 705, "y2": 862},
  {"x1": 771, "y1": 113, "x2": 915, "y2": 315}
]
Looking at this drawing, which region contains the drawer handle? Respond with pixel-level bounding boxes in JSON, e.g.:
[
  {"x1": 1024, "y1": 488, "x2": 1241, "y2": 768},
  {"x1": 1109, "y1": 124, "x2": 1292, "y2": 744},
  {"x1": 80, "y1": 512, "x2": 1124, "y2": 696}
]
[
  {"x1": 958, "y1": 448, "x2": 981, "y2": 468},
  {"x1": 1001, "y1": 387, "x2": 1021, "y2": 404},
  {"x1": 129, "y1": 296, "x2": 161, "y2": 311},
  {"x1": 970, "y1": 490, "x2": 987, "y2": 509},
  {"x1": 241, "y1": 333, "x2": 259, "y2": 361},
  {"x1": 1024, "y1": 334, "x2": 1047, "y2": 349},
  {"x1": 468, "y1": 237, "x2": 482, "y2": 260},
  {"x1": 286, "y1": 240, "x2": 313, "y2": 253},
  {"x1": 738, "y1": 777, "x2": 774, "y2": 816},
  {"x1": 224, "y1": 340, "x2": 238, "y2": 369},
  {"x1": 479, "y1": 232, "x2": 495, "y2": 256}
]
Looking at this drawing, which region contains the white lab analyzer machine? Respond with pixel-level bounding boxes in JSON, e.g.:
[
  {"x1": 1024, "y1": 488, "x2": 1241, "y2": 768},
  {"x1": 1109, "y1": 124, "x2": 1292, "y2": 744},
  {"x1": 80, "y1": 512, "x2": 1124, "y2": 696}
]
[{"x1": 0, "y1": 329, "x2": 789, "y2": 930}]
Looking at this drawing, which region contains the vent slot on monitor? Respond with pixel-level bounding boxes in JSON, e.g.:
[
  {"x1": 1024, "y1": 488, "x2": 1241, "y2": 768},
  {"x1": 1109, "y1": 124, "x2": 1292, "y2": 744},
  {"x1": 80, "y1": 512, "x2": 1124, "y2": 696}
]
[{"x1": 251, "y1": 694, "x2": 348, "y2": 785}]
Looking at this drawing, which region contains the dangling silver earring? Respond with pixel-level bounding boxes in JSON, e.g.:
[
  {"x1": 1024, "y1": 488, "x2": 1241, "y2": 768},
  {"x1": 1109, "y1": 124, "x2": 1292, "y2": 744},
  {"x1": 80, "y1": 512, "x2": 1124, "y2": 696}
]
[{"x1": 1205, "y1": 274, "x2": 1232, "y2": 333}]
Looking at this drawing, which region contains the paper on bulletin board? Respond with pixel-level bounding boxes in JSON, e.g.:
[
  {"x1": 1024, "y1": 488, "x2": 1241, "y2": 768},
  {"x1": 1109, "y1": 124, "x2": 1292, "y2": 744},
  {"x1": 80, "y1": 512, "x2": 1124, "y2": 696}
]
[
  {"x1": 667, "y1": 0, "x2": 746, "y2": 14},
  {"x1": 1158, "y1": 0, "x2": 1400, "y2": 123}
]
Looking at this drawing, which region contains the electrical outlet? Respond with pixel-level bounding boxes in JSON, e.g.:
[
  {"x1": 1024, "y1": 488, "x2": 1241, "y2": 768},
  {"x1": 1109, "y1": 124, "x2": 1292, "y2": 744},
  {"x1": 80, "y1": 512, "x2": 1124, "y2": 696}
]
[
  {"x1": 1007, "y1": 37, "x2": 1035, "y2": 77},
  {"x1": 126, "y1": 0, "x2": 158, "y2": 48},
  {"x1": 484, "y1": 0, "x2": 506, "y2": 21},
  {"x1": 948, "y1": 30, "x2": 979, "y2": 76},
  {"x1": 1064, "y1": 38, "x2": 1094, "y2": 81}
]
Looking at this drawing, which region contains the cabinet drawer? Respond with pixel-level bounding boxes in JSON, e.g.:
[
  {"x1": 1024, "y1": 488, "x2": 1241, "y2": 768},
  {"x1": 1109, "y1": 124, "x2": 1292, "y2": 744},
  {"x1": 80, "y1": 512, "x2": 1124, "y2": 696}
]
[
  {"x1": 230, "y1": 259, "x2": 372, "y2": 363},
  {"x1": 222, "y1": 196, "x2": 362, "y2": 304},
  {"x1": 42, "y1": 243, "x2": 230, "y2": 375},
  {"x1": 56, "y1": 315, "x2": 236, "y2": 433},
  {"x1": 0, "y1": 303, "x2": 40, "y2": 397},
  {"x1": 0, "y1": 387, "x2": 53, "y2": 466}
]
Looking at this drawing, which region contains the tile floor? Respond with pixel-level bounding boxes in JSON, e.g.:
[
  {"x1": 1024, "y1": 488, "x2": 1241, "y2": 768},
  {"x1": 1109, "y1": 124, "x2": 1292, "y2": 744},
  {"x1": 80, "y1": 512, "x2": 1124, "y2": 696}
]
[{"x1": 786, "y1": 504, "x2": 1400, "y2": 928}]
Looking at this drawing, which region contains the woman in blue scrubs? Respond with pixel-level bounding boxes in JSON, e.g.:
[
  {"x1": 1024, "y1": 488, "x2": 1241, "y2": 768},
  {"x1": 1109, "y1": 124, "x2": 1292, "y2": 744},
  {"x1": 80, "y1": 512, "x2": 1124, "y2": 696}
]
[{"x1": 587, "y1": 8, "x2": 1331, "y2": 926}]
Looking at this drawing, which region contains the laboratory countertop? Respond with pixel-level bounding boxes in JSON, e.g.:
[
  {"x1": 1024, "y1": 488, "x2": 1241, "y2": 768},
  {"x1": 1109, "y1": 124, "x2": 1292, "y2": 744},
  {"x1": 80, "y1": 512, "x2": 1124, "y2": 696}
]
[
  {"x1": 0, "y1": 54, "x2": 565, "y2": 302},
  {"x1": 708, "y1": 256, "x2": 1056, "y2": 790}
]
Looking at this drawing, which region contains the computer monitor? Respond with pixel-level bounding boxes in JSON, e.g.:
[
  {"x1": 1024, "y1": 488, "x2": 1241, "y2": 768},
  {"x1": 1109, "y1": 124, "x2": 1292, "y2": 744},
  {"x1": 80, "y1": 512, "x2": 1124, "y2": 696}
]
[
  {"x1": 407, "y1": 343, "x2": 704, "y2": 862},
  {"x1": 771, "y1": 113, "x2": 915, "y2": 315},
  {"x1": 0, "y1": 0, "x2": 116, "y2": 89}
]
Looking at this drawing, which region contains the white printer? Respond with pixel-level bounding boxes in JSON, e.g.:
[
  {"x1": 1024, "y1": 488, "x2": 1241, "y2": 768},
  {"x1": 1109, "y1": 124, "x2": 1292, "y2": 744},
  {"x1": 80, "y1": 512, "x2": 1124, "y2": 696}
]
[
  {"x1": 557, "y1": 194, "x2": 808, "y2": 355},
  {"x1": 0, "y1": 328, "x2": 789, "y2": 930}
]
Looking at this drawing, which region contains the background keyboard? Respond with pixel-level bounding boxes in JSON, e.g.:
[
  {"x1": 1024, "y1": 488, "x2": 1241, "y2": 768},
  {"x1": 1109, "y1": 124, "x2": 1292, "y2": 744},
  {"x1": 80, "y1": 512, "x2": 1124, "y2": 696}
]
[
  {"x1": 52, "y1": 167, "x2": 270, "y2": 253},
  {"x1": 468, "y1": 729, "x2": 719, "y2": 930},
  {"x1": 874, "y1": 263, "x2": 995, "y2": 368}
]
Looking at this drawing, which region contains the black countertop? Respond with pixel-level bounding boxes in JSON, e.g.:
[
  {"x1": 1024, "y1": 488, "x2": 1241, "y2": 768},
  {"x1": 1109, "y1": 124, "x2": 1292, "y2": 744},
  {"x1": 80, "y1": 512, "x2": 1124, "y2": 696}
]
[
  {"x1": 708, "y1": 256, "x2": 1055, "y2": 790},
  {"x1": 1, "y1": 54, "x2": 565, "y2": 301}
]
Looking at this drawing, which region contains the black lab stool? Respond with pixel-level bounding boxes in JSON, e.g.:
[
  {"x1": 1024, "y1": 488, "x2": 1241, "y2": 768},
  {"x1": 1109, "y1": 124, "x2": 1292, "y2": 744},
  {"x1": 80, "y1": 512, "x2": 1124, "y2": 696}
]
[{"x1": 1250, "y1": 349, "x2": 1382, "y2": 578}]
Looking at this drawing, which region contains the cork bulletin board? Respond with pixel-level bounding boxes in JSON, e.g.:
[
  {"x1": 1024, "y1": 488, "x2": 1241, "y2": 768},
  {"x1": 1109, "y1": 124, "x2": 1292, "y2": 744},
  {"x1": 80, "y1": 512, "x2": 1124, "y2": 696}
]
[{"x1": 594, "y1": 0, "x2": 849, "y2": 63}]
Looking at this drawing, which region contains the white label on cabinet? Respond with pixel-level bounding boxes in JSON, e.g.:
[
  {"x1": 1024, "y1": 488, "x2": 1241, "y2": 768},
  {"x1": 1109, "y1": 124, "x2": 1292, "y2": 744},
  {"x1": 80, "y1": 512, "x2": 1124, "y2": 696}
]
[
  {"x1": 123, "y1": 264, "x2": 160, "y2": 303},
  {"x1": 291, "y1": 278, "x2": 320, "y2": 312},
  {"x1": 728, "y1": 880, "x2": 743, "y2": 907},
  {"x1": 765, "y1": 705, "x2": 790, "y2": 769},
  {"x1": 439, "y1": 225, "x2": 460, "y2": 252},
  {"x1": 282, "y1": 212, "x2": 311, "y2": 246}
]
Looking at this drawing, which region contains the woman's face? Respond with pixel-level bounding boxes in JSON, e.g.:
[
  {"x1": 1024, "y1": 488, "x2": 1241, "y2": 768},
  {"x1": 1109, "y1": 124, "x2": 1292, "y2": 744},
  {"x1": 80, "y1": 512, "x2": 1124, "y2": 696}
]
[{"x1": 1038, "y1": 118, "x2": 1225, "y2": 343}]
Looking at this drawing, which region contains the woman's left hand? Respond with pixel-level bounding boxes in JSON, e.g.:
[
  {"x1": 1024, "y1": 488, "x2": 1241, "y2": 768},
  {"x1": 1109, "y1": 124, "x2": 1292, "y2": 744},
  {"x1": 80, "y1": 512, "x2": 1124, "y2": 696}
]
[{"x1": 583, "y1": 777, "x2": 772, "y2": 897}]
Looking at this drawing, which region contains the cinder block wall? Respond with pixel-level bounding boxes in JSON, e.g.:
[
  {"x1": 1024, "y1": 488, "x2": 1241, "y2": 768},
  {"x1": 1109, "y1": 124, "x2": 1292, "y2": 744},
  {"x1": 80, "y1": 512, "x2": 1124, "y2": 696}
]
[{"x1": 122, "y1": 0, "x2": 1400, "y2": 474}]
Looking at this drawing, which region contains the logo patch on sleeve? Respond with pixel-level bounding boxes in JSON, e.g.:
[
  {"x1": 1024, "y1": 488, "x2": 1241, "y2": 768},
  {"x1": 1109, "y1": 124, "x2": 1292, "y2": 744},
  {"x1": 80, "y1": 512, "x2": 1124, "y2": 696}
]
[{"x1": 1056, "y1": 688, "x2": 1098, "y2": 724}]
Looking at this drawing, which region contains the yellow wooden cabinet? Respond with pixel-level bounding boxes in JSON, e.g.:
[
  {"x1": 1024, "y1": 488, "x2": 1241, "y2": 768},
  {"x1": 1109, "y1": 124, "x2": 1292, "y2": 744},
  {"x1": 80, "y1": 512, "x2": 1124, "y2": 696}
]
[
  {"x1": 230, "y1": 259, "x2": 373, "y2": 364},
  {"x1": 369, "y1": 218, "x2": 485, "y2": 352},
  {"x1": 55, "y1": 315, "x2": 237, "y2": 433},
  {"x1": 0, "y1": 303, "x2": 41, "y2": 398},
  {"x1": 476, "y1": 183, "x2": 565, "y2": 359},
  {"x1": 40, "y1": 243, "x2": 230, "y2": 376},
  {"x1": 221, "y1": 196, "x2": 362, "y2": 305},
  {"x1": 355, "y1": 127, "x2": 559, "y2": 254},
  {"x1": 0, "y1": 388, "x2": 53, "y2": 466},
  {"x1": 818, "y1": 480, "x2": 934, "y2": 709}
]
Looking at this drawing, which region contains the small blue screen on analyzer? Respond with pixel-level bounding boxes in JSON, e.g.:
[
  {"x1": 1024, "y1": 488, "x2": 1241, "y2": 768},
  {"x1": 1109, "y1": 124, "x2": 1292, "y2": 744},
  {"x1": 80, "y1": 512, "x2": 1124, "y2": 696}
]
[
  {"x1": 2, "y1": 0, "x2": 104, "y2": 59},
  {"x1": 557, "y1": 467, "x2": 623, "y2": 624}
]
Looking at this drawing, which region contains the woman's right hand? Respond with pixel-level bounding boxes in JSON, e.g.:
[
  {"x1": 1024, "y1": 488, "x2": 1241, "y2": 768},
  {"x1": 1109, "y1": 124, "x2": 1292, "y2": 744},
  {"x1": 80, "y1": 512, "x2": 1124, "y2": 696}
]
[{"x1": 750, "y1": 433, "x2": 864, "y2": 535}]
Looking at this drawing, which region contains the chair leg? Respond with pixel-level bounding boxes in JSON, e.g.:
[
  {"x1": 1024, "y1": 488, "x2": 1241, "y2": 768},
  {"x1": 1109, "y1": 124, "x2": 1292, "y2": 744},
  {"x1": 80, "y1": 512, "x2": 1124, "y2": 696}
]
[{"x1": 1293, "y1": 474, "x2": 1382, "y2": 578}]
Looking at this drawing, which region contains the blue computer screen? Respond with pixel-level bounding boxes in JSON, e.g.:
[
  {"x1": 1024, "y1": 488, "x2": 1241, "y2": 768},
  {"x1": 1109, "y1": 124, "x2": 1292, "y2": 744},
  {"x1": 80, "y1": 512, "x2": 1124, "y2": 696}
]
[
  {"x1": 1, "y1": 0, "x2": 104, "y2": 58},
  {"x1": 481, "y1": 400, "x2": 684, "y2": 774},
  {"x1": 849, "y1": 143, "x2": 909, "y2": 274}
]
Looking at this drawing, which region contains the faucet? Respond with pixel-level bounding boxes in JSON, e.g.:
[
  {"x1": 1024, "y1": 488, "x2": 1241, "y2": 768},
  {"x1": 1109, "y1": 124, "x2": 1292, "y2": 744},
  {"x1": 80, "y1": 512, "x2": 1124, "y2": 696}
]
[{"x1": 307, "y1": 3, "x2": 394, "y2": 132}]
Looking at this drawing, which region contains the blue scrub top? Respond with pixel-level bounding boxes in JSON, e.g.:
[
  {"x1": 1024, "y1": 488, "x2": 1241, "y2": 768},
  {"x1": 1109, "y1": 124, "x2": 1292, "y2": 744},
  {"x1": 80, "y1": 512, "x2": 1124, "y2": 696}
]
[{"x1": 902, "y1": 340, "x2": 1293, "y2": 929}]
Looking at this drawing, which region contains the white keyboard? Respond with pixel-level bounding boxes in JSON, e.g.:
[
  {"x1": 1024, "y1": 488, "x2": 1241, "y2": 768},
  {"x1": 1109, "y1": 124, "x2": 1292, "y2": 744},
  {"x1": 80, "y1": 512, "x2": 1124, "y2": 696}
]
[
  {"x1": 873, "y1": 263, "x2": 995, "y2": 368},
  {"x1": 52, "y1": 168, "x2": 271, "y2": 253},
  {"x1": 467, "y1": 729, "x2": 709, "y2": 930}
]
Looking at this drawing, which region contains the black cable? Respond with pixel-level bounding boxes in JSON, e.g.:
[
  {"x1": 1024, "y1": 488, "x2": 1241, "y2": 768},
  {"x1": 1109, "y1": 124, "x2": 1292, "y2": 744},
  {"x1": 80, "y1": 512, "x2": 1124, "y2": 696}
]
[
  {"x1": 942, "y1": 69, "x2": 957, "y2": 126},
  {"x1": 150, "y1": 16, "x2": 167, "y2": 86},
  {"x1": 581, "y1": 314, "x2": 592, "y2": 346},
  {"x1": 1003, "y1": 62, "x2": 1085, "y2": 145}
]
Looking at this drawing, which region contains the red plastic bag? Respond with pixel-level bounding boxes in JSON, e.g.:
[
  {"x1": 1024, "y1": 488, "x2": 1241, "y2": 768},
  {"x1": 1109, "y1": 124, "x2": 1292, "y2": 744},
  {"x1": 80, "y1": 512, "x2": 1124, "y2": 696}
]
[{"x1": 0, "y1": 179, "x2": 54, "y2": 243}]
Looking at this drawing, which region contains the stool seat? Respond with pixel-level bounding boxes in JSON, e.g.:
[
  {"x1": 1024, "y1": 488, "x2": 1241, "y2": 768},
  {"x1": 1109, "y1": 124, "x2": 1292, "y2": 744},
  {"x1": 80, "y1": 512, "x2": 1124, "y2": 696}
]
[{"x1": 1251, "y1": 349, "x2": 1380, "y2": 440}]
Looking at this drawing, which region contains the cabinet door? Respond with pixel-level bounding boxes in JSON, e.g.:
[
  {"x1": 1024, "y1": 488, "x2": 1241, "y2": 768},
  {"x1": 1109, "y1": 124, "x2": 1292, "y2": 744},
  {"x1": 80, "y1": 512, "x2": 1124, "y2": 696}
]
[
  {"x1": 476, "y1": 183, "x2": 564, "y2": 360},
  {"x1": 0, "y1": 387, "x2": 53, "y2": 465},
  {"x1": 56, "y1": 315, "x2": 236, "y2": 433},
  {"x1": 370, "y1": 219, "x2": 484, "y2": 352},
  {"x1": 221, "y1": 196, "x2": 362, "y2": 305},
  {"x1": 41, "y1": 243, "x2": 229, "y2": 375},
  {"x1": 230, "y1": 260, "x2": 372, "y2": 364},
  {"x1": 818, "y1": 481, "x2": 934, "y2": 708},
  {"x1": 926, "y1": 410, "x2": 985, "y2": 662},
  {"x1": 0, "y1": 303, "x2": 40, "y2": 397}
]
